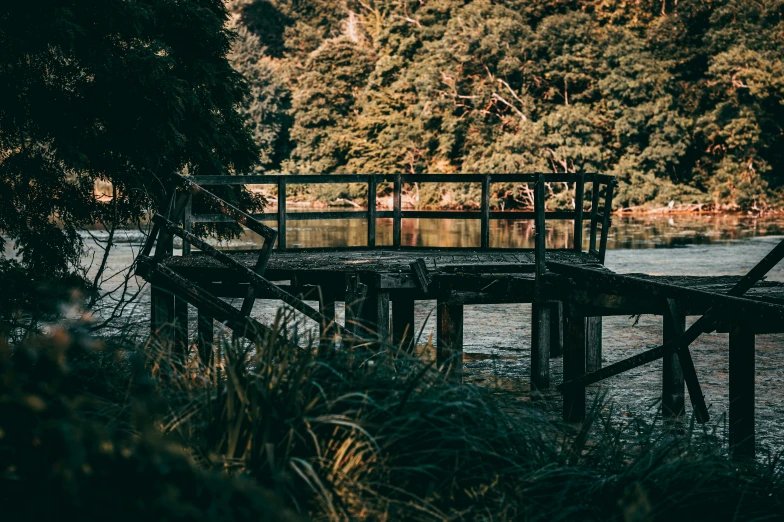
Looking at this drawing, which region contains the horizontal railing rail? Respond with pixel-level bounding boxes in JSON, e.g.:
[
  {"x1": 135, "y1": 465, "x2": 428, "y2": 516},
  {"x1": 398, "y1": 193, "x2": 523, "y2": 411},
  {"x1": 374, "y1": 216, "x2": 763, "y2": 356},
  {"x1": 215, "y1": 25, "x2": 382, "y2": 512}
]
[{"x1": 185, "y1": 173, "x2": 617, "y2": 259}]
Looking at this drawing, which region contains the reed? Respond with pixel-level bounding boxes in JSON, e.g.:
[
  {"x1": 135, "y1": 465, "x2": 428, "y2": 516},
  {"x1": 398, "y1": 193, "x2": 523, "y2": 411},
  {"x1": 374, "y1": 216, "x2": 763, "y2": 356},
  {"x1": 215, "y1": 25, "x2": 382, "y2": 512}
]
[{"x1": 3, "y1": 313, "x2": 784, "y2": 521}]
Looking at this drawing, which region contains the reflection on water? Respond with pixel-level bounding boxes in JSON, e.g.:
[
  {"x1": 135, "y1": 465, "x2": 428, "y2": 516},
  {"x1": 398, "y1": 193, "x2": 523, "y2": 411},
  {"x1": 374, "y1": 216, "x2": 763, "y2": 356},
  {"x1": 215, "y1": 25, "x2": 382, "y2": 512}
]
[{"x1": 229, "y1": 212, "x2": 784, "y2": 250}]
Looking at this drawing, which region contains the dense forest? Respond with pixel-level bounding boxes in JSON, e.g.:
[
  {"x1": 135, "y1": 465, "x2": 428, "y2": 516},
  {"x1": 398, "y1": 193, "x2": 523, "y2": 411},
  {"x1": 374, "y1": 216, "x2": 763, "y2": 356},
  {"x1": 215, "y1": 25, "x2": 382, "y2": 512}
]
[{"x1": 226, "y1": 0, "x2": 784, "y2": 211}]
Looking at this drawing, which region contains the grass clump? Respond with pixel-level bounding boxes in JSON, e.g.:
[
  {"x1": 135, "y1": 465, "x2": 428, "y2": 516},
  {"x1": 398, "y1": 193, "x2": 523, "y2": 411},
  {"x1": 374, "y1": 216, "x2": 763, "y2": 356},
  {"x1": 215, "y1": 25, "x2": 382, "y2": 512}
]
[{"x1": 3, "y1": 311, "x2": 784, "y2": 521}]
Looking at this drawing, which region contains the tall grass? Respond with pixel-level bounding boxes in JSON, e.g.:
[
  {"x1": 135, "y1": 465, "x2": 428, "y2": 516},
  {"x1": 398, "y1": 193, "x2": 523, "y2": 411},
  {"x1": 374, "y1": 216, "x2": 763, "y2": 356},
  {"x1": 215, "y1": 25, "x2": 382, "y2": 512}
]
[{"x1": 3, "y1": 311, "x2": 784, "y2": 521}]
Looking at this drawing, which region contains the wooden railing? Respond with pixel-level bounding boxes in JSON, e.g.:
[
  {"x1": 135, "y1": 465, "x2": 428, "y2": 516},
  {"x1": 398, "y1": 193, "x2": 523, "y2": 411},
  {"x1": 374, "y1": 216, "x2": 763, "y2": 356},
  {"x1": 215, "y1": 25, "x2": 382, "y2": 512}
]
[{"x1": 186, "y1": 173, "x2": 617, "y2": 259}]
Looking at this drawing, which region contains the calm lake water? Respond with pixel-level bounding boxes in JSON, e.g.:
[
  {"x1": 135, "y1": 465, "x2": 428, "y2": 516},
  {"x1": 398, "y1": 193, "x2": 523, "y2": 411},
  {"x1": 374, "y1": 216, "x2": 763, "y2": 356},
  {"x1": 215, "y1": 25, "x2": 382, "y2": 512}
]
[{"x1": 75, "y1": 213, "x2": 784, "y2": 453}]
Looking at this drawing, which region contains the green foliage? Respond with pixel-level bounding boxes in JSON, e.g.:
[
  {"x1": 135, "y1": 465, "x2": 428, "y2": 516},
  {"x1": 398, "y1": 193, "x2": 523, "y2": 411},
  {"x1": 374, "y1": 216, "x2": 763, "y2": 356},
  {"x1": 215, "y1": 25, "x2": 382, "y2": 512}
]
[
  {"x1": 10, "y1": 314, "x2": 784, "y2": 521},
  {"x1": 0, "y1": 326, "x2": 299, "y2": 522},
  {"x1": 0, "y1": 0, "x2": 260, "y2": 297},
  {"x1": 225, "y1": 0, "x2": 784, "y2": 211}
]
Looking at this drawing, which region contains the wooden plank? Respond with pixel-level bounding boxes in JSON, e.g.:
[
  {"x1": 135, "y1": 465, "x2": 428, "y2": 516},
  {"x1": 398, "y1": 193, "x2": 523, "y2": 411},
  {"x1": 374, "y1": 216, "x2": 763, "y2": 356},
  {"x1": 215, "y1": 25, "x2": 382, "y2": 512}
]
[
  {"x1": 392, "y1": 299, "x2": 416, "y2": 352},
  {"x1": 191, "y1": 173, "x2": 617, "y2": 186},
  {"x1": 437, "y1": 297, "x2": 464, "y2": 383},
  {"x1": 563, "y1": 303, "x2": 586, "y2": 422},
  {"x1": 393, "y1": 173, "x2": 402, "y2": 248},
  {"x1": 197, "y1": 309, "x2": 214, "y2": 366},
  {"x1": 178, "y1": 176, "x2": 277, "y2": 241},
  {"x1": 599, "y1": 179, "x2": 616, "y2": 263},
  {"x1": 534, "y1": 174, "x2": 546, "y2": 297},
  {"x1": 182, "y1": 193, "x2": 193, "y2": 256},
  {"x1": 193, "y1": 209, "x2": 589, "y2": 223},
  {"x1": 277, "y1": 177, "x2": 287, "y2": 249},
  {"x1": 586, "y1": 316, "x2": 602, "y2": 373},
  {"x1": 139, "y1": 258, "x2": 274, "y2": 341},
  {"x1": 531, "y1": 302, "x2": 551, "y2": 390},
  {"x1": 154, "y1": 190, "x2": 190, "y2": 260},
  {"x1": 573, "y1": 175, "x2": 585, "y2": 252},
  {"x1": 410, "y1": 258, "x2": 432, "y2": 293},
  {"x1": 729, "y1": 324, "x2": 755, "y2": 459},
  {"x1": 588, "y1": 175, "x2": 601, "y2": 254},
  {"x1": 319, "y1": 291, "x2": 337, "y2": 355},
  {"x1": 366, "y1": 289, "x2": 390, "y2": 345},
  {"x1": 550, "y1": 301, "x2": 564, "y2": 358},
  {"x1": 368, "y1": 176, "x2": 377, "y2": 247},
  {"x1": 151, "y1": 215, "x2": 327, "y2": 326},
  {"x1": 344, "y1": 273, "x2": 368, "y2": 345},
  {"x1": 662, "y1": 299, "x2": 686, "y2": 417},
  {"x1": 174, "y1": 296, "x2": 189, "y2": 359},
  {"x1": 481, "y1": 175, "x2": 490, "y2": 249},
  {"x1": 151, "y1": 285, "x2": 175, "y2": 338},
  {"x1": 548, "y1": 262, "x2": 784, "y2": 321}
]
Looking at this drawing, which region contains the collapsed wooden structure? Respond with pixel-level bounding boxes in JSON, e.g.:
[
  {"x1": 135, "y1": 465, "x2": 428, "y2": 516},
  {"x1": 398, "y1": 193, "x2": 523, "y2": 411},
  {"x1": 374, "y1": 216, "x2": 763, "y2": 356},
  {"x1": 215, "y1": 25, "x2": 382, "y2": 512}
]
[{"x1": 135, "y1": 173, "x2": 784, "y2": 459}]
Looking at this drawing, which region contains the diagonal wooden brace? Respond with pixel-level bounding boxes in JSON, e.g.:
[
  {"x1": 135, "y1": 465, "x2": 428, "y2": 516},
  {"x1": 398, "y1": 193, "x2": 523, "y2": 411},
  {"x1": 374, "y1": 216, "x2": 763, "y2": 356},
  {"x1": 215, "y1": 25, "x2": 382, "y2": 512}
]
[{"x1": 557, "y1": 237, "x2": 784, "y2": 423}]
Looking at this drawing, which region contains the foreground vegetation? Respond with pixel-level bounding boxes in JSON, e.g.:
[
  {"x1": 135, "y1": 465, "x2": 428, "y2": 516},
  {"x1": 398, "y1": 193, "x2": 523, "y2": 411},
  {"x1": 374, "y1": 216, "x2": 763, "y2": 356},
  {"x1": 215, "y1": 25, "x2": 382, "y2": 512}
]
[
  {"x1": 228, "y1": 0, "x2": 784, "y2": 211},
  {"x1": 3, "y1": 310, "x2": 784, "y2": 521}
]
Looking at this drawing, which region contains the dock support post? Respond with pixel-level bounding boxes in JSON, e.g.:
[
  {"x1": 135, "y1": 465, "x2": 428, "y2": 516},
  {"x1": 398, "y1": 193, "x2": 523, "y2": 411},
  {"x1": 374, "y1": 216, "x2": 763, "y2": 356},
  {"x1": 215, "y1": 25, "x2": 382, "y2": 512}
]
[
  {"x1": 729, "y1": 324, "x2": 755, "y2": 459},
  {"x1": 437, "y1": 297, "x2": 463, "y2": 383},
  {"x1": 363, "y1": 287, "x2": 390, "y2": 347},
  {"x1": 563, "y1": 303, "x2": 586, "y2": 422},
  {"x1": 662, "y1": 307, "x2": 686, "y2": 417},
  {"x1": 318, "y1": 291, "x2": 337, "y2": 355},
  {"x1": 174, "y1": 297, "x2": 189, "y2": 359},
  {"x1": 586, "y1": 316, "x2": 602, "y2": 373},
  {"x1": 344, "y1": 274, "x2": 367, "y2": 347},
  {"x1": 531, "y1": 302, "x2": 551, "y2": 390},
  {"x1": 550, "y1": 301, "x2": 564, "y2": 358},
  {"x1": 392, "y1": 299, "x2": 416, "y2": 352},
  {"x1": 197, "y1": 310, "x2": 214, "y2": 366},
  {"x1": 151, "y1": 285, "x2": 175, "y2": 341}
]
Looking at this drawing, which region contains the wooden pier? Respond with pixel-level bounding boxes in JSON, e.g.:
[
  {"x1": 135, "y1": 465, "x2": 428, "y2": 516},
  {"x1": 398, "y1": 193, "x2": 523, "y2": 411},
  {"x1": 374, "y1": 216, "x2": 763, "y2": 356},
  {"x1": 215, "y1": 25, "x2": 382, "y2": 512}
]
[{"x1": 135, "y1": 173, "x2": 784, "y2": 460}]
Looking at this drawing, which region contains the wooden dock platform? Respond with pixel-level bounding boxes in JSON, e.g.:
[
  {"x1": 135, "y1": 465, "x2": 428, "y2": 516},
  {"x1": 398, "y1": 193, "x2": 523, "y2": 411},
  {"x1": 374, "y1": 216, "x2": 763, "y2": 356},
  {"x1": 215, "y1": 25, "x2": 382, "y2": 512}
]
[{"x1": 135, "y1": 173, "x2": 784, "y2": 460}]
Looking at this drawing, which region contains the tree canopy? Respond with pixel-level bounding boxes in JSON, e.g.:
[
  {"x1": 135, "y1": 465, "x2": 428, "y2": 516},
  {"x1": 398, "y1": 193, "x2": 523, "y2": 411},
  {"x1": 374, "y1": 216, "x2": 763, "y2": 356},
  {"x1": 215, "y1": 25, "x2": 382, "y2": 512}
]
[
  {"x1": 0, "y1": 0, "x2": 260, "y2": 321},
  {"x1": 229, "y1": 0, "x2": 784, "y2": 210}
]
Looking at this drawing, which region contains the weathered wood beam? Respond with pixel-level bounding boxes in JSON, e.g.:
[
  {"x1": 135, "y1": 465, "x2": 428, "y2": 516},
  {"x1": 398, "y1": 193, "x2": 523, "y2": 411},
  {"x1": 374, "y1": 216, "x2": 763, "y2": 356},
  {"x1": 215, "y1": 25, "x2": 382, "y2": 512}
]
[
  {"x1": 344, "y1": 273, "x2": 368, "y2": 347},
  {"x1": 437, "y1": 291, "x2": 463, "y2": 383},
  {"x1": 393, "y1": 173, "x2": 402, "y2": 248},
  {"x1": 367, "y1": 176, "x2": 377, "y2": 247},
  {"x1": 573, "y1": 175, "x2": 585, "y2": 252},
  {"x1": 197, "y1": 310, "x2": 214, "y2": 366},
  {"x1": 410, "y1": 258, "x2": 432, "y2": 293},
  {"x1": 662, "y1": 299, "x2": 686, "y2": 417},
  {"x1": 586, "y1": 316, "x2": 602, "y2": 373},
  {"x1": 548, "y1": 262, "x2": 784, "y2": 321},
  {"x1": 550, "y1": 301, "x2": 564, "y2": 358},
  {"x1": 557, "y1": 238, "x2": 784, "y2": 422},
  {"x1": 152, "y1": 214, "x2": 327, "y2": 327},
  {"x1": 531, "y1": 302, "x2": 551, "y2": 390},
  {"x1": 392, "y1": 299, "x2": 416, "y2": 352},
  {"x1": 139, "y1": 258, "x2": 273, "y2": 342},
  {"x1": 277, "y1": 177, "x2": 287, "y2": 249},
  {"x1": 534, "y1": 175, "x2": 546, "y2": 297},
  {"x1": 318, "y1": 291, "x2": 337, "y2": 356},
  {"x1": 563, "y1": 303, "x2": 586, "y2": 422},
  {"x1": 729, "y1": 324, "x2": 755, "y2": 459},
  {"x1": 481, "y1": 175, "x2": 490, "y2": 249}
]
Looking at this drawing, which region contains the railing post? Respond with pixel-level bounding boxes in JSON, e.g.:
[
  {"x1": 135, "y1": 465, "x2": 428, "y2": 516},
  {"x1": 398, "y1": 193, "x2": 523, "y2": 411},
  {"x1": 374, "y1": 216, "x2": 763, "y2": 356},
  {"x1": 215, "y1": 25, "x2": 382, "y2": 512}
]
[
  {"x1": 367, "y1": 175, "x2": 376, "y2": 248},
  {"x1": 182, "y1": 193, "x2": 193, "y2": 256},
  {"x1": 599, "y1": 179, "x2": 615, "y2": 264},
  {"x1": 481, "y1": 174, "x2": 490, "y2": 249},
  {"x1": 573, "y1": 174, "x2": 584, "y2": 252},
  {"x1": 393, "y1": 173, "x2": 402, "y2": 248},
  {"x1": 589, "y1": 175, "x2": 601, "y2": 255},
  {"x1": 277, "y1": 177, "x2": 287, "y2": 250},
  {"x1": 534, "y1": 174, "x2": 546, "y2": 295}
]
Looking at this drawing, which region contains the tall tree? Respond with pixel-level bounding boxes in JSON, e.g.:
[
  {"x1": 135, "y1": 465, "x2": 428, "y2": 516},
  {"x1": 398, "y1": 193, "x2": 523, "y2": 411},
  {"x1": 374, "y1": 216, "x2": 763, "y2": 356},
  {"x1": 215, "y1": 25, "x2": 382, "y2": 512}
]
[{"x1": 0, "y1": 0, "x2": 259, "y2": 320}]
